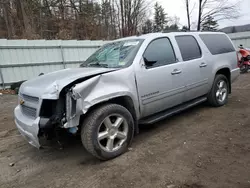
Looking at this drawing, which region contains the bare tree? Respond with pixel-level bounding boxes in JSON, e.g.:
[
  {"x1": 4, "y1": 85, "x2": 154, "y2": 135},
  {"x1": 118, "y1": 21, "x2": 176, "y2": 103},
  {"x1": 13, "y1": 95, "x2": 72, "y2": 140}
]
[
  {"x1": 0, "y1": 0, "x2": 150, "y2": 39},
  {"x1": 116, "y1": 0, "x2": 149, "y2": 37},
  {"x1": 185, "y1": 0, "x2": 191, "y2": 30},
  {"x1": 197, "y1": 0, "x2": 202, "y2": 31},
  {"x1": 0, "y1": 0, "x2": 15, "y2": 38},
  {"x1": 17, "y1": 0, "x2": 32, "y2": 37},
  {"x1": 184, "y1": 0, "x2": 196, "y2": 30},
  {"x1": 197, "y1": 0, "x2": 240, "y2": 31}
]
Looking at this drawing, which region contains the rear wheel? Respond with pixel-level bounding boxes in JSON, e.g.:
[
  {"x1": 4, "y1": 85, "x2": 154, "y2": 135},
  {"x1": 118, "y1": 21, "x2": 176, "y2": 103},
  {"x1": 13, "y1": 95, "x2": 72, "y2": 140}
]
[
  {"x1": 207, "y1": 74, "x2": 229, "y2": 107},
  {"x1": 240, "y1": 64, "x2": 248, "y2": 73},
  {"x1": 81, "y1": 104, "x2": 134, "y2": 160}
]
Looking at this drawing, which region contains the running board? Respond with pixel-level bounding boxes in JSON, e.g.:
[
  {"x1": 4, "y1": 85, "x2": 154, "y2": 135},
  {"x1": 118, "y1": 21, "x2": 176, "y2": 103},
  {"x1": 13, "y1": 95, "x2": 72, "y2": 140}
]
[{"x1": 139, "y1": 96, "x2": 207, "y2": 125}]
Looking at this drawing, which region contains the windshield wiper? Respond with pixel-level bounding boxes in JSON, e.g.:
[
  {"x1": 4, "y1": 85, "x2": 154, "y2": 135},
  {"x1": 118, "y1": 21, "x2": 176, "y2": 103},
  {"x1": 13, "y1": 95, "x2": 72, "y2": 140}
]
[{"x1": 87, "y1": 62, "x2": 109, "y2": 68}]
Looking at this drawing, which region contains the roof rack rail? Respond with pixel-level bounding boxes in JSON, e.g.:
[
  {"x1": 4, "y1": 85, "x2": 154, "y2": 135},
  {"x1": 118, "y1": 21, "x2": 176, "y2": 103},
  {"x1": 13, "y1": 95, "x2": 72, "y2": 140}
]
[{"x1": 162, "y1": 30, "x2": 201, "y2": 33}]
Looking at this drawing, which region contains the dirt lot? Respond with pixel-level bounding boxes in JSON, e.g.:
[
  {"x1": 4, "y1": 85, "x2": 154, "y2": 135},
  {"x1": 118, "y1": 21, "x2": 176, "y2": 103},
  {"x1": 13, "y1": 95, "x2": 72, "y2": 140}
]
[{"x1": 1, "y1": 74, "x2": 250, "y2": 188}]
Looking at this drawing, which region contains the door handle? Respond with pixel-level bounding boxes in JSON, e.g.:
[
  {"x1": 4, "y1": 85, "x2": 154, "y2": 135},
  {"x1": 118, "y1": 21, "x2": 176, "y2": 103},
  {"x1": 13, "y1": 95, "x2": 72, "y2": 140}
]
[
  {"x1": 200, "y1": 62, "x2": 207, "y2": 68},
  {"x1": 171, "y1": 69, "x2": 182, "y2": 75}
]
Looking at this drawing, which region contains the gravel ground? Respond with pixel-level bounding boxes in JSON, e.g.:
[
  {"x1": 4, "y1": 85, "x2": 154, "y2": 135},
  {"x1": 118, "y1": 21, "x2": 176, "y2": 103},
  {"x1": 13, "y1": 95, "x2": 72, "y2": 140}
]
[{"x1": 0, "y1": 74, "x2": 250, "y2": 188}]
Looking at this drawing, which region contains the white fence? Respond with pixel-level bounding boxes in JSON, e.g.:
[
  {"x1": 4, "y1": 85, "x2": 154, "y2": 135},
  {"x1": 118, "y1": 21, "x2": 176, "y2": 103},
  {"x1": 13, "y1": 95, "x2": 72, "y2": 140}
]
[
  {"x1": 1, "y1": 32, "x2": 250, "y2": 89},
  {"x1": 228, "y1": 31, "x2": 250, "y2": 48},
  {"x1": 0, "y1": 39, "x2": 107, "y2": 89}
]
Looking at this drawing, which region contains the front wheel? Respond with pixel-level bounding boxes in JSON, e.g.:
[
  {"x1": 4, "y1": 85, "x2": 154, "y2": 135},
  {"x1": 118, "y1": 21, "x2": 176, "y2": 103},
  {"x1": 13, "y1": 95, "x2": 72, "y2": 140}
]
[
  {"x1": 81, "y1": 104, "x2": 134, "y2": 160},
  {"x1": 207, "y1": 74, "x2": 229, "y2": 107}
]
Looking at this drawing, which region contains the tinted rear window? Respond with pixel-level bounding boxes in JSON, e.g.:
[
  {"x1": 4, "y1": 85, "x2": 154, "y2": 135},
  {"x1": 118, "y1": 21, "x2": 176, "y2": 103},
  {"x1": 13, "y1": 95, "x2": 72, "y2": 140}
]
[
  {"x1": 175, "y1": 35, "x2": 202, "y2": 61},
  {"x1": 199, "y1": 34, "x2": 235, "y2": 55}
]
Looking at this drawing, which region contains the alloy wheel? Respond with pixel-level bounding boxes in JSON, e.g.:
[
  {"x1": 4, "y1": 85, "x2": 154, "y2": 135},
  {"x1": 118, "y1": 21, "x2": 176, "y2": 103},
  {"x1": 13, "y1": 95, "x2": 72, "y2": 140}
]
[
  {"x1": 97, "y1": 114, "x2": 128, "y2": 152},
  {"x1": 216, "y1": 80, "x2": 227, "y2": 103}
]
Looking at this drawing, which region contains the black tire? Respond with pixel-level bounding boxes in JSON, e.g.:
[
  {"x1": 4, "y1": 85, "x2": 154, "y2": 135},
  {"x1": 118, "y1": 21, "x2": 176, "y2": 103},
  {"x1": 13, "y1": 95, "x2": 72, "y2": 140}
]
[
  {"x1": 81, "y1": 104, "x2": 134, "y2": 160},
  {"x1": 207, "y1": 74, "x2": 229, "y2": 107},
  {"x1": 240, "y1": 64, "x2": 248, "y2": 73}
]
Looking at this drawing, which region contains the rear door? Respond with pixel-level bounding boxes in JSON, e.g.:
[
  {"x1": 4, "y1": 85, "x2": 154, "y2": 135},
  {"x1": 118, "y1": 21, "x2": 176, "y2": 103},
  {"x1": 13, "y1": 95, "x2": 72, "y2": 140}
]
[{"x1": 175, "y1": 35, "x2": 209, "y2": 102}]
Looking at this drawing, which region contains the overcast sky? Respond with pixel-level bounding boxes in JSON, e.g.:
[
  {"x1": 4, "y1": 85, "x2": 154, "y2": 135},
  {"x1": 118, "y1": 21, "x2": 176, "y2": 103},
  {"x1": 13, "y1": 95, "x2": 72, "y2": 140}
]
[{"x1": 158, "y1": 0, "x2": 250, "y2": 29}]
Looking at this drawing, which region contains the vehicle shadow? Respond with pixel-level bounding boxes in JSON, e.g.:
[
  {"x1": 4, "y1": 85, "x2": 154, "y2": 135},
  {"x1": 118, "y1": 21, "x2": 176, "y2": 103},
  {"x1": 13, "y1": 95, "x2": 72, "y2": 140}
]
[
  {"x1": 37, "y1": 133, "x2": 100, "y2": 165},
  {"x1": 133, "y1": 103, "x2": 208, "y2": 146},
  {"x1": 28, "y1": 102, "x2": 208, "y2": 164}
]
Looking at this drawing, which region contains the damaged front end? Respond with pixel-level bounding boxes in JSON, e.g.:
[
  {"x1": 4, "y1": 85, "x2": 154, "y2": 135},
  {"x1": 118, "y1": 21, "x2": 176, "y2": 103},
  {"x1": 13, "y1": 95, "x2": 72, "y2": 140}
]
[
  {"x1": 14, "y1": 67, "x2": 118, "y2": 148},
  {"x1": 37, "y1": 87, "x2": 85, "y2": 146},
  {"x1": 37, "y1": 79, "x2": 102, "y2": 146},
  {"x1": 14, "y1": 65, "x2": 138, "y2": 149},
  {"x1": 14, "y1": 84, "x2": 82, "y2": 148},
  {"x1": 15, "y1": 87, "x2": 83, "y2": 148}
]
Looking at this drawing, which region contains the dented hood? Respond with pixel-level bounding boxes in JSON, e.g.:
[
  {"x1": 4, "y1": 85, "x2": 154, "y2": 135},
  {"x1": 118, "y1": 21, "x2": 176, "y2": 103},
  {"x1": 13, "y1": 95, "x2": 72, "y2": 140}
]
[{"x1": 20, "y1": 67, "x2": 116, "y2": 99}]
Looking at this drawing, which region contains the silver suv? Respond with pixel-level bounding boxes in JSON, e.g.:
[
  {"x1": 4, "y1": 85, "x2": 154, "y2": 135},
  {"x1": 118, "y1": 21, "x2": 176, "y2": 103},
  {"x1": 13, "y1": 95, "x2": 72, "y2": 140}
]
[{"x1": 14, "y1": 32, "x2": 239, "y2": 160}]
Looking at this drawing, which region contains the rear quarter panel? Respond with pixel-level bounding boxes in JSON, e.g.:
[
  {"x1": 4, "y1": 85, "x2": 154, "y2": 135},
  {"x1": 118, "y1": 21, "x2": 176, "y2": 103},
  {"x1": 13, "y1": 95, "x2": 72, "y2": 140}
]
[{"x1": 196, "y1": 33, "x2": 239, "y2": 89}]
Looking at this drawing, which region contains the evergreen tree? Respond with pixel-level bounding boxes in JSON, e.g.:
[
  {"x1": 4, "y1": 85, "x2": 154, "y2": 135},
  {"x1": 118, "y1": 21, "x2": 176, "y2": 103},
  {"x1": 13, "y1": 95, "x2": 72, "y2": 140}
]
[
  {"x1": 201, "y1": 15, "x2": 219, "y2": 31},
  {"x1": 163, "y1": 24, "x2": 179, "y2": 32},
  {"x1": 169, "y1": 24, "x2": 179, "y2": 31},
  {"x1": 154, "y1": 2, "x2": 167, "y2": 32},
  {"x1": 142, "y1": 19, "x2": 153, "y2": 34},
  {"x1": 181, "y1": 26, "x2": 189, "y2": 31}
]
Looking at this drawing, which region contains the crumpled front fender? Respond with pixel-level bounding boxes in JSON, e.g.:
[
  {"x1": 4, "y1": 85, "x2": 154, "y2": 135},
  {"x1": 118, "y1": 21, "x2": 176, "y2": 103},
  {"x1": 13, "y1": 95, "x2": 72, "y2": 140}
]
[{"x1": 64, "y1": 69, "x2": 139, "y2": 128}]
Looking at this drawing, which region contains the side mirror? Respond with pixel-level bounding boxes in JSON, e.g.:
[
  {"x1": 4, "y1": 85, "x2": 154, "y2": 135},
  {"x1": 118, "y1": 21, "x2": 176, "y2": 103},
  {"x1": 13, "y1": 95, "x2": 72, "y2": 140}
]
[{"x1": 143, "y1": 57, "x2": 157, "y2": 67}]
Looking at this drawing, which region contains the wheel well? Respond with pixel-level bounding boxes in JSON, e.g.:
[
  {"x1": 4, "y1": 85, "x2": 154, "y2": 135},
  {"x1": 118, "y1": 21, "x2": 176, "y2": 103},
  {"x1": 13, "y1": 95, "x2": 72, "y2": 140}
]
[
  {"x1": 80, "y1": 96, "x2": 138, "y2": 133},
  {"x1": 107, "y1": 96, "x2": 137, "y2": 121},
  {"x1": 216, "y1": 68, "x2": 231, "y2": 93}
]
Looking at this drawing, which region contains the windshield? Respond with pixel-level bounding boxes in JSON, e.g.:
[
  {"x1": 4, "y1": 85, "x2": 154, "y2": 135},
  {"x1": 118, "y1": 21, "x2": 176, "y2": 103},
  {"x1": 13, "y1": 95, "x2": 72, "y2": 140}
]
[{"x1": 80, "y1": 39, "x2": 143, "y2": 68}]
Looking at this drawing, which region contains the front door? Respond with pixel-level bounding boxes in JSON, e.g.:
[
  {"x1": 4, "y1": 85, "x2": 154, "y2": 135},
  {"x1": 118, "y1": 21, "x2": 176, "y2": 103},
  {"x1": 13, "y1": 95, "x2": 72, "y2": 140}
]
[{"x1": 135, "y1": 37, "x2": 185, "y2": 118}]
